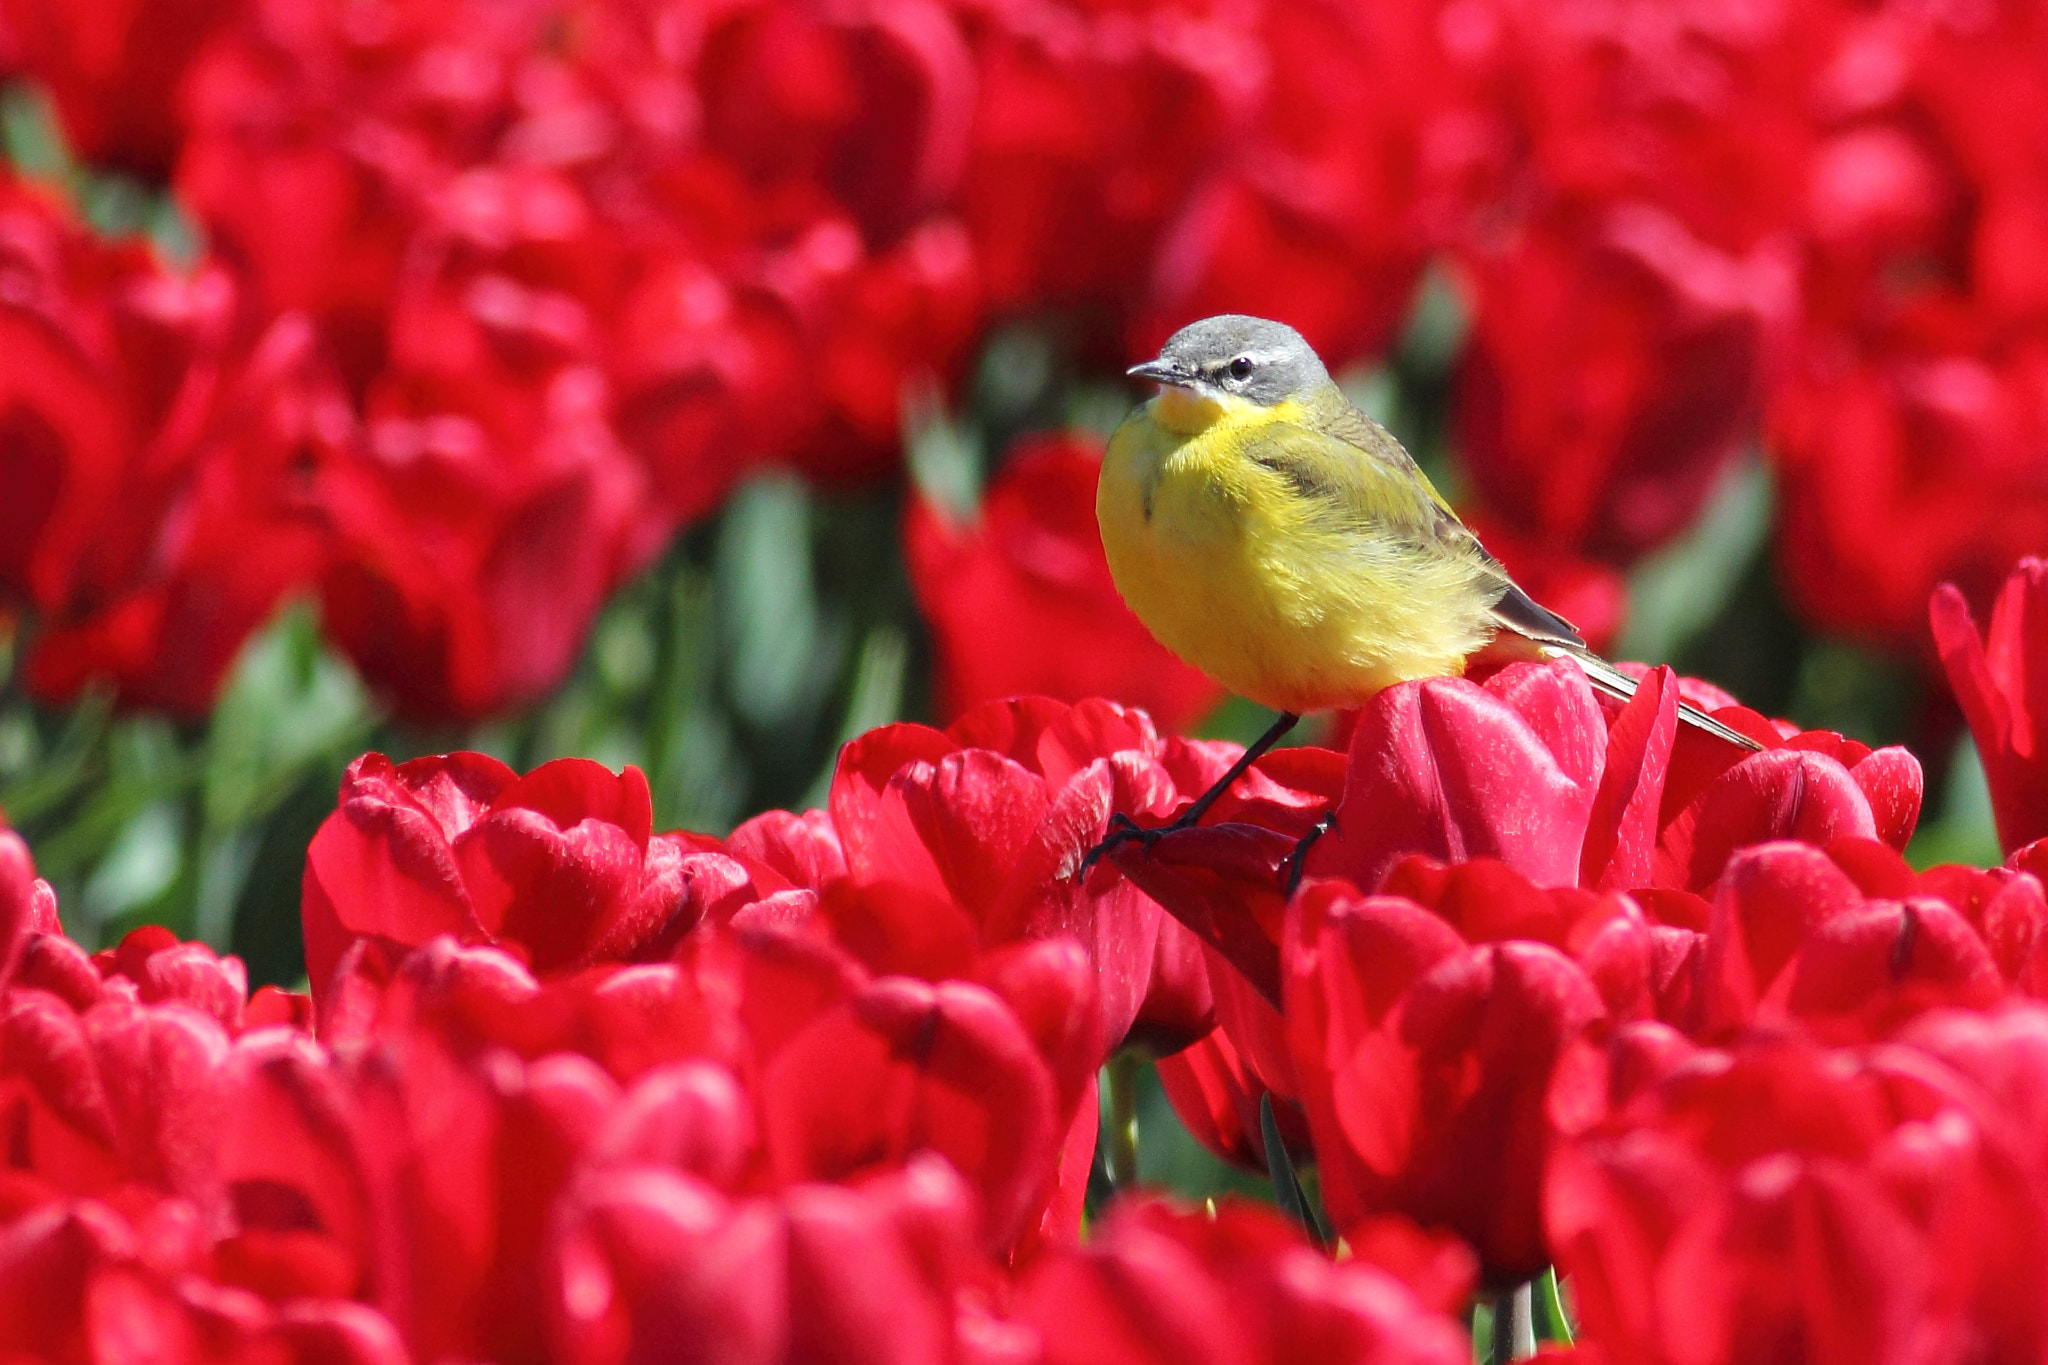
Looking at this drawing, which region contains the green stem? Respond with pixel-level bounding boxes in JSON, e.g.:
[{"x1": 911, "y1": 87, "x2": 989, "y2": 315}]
[{"x1": 1105, "y1": 1052, "x2": 1140, "y2": 1190}]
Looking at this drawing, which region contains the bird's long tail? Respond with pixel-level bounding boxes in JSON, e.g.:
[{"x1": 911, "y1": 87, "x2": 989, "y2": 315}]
[{"x1": 1550, "y1": 646, "x2": 1765, "y2": 752}]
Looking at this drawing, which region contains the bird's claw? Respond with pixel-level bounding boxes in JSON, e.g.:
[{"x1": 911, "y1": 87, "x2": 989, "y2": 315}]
[
  {"x1": 1280, "y1": 807, "x2": 1339, "y2": 898},
  {"x1": 1078, "y1": 811, "x2": 1164, "y2": 879}
]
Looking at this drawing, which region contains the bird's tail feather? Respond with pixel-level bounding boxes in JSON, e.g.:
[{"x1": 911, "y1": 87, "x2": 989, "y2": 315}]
[{"x1": 1548, "y1": 647, "x2": 1765, "y2": 752}]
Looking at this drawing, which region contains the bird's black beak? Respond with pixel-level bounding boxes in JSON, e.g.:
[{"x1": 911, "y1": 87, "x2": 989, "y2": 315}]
[{"x1": 1126, "y1": 358, "x2": 1189, "y2": 387}]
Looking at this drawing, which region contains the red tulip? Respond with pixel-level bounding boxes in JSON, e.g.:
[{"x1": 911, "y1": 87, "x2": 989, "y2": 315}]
[
  {"x1": 22, "y1": 315, "x2": 350, "y2": 716},
  {"x1": 787, "y1": 217, "x2": 983, "y2": 484},
  {"x1": 1141, "y1": 169, "x2": 1425, "y2": 377},
  {"x1": 1380, "y1": 858, "x2": 1663, "y2": 1025},
  {"x1": 690, "y1": 2, "x2": 976, "y2": 247},
  {"x1": 545, "y1": 1154, "x2": 999, "y2": 1365},
  {"x1": 1764, "y1": 0, "x2": 2048, "y2": 649},
  {"x1": 1548, "y1": 1015, "x2": 2048, "y2": 1364},
  {"x1": 610, "y1": 171, "x2": 981, "y2": 489},
  {"x1": 1455, "y1": 203, "x2": 1795, "y2": 564},
  {"x1": 1009, "y1": 1195, "x2": 1470, "y2": 1365},
  {"x1": 584, "y1": 1061, "x2": 754, "y2": 1192},
  {"x1": 1771, "y1": 327, "x2": 2048, "y2": 653},
  {"x1": 905, "y1": 433, "x2": 1221, "y2": 731},
  {"x1": 1310, "y1": 659, "x2": 1614, "y2": 894},
  {"x1": 0, "y1": 1195, "x2": 409, "y2": 1365},
  {"x1": 1696, "y1": 840, "x2": 2047, "y2": 1038},
  {"x1": 0, "y1": 987, "x2": 236, "y2": 1206},
  {"x1": 302, "y1": 752, "x2": 774, "y2": 997},
  {"x1": 0, "y1": 0, "x2": 236, "y2": 177},
  {"x1": 312, "y1": 905, "x2": 1095, "y2": 1261},
  {"x1": 87, "y1": 925, "x2": 301, "y2": 1036},
  {"x1": 758, "y1": 975, "x2": 1062, "y2": 1254},
  {"x1": 959, "y1": 8, "x2": 1233, "y2": 317},
  {"x1": 1131, "y1": 0, "x2": 1446, "y2": 367},
  {"x1": 811, "y1": 696, "x2": 1234, "y2": 1053},
  {"x1": 317, "y1": 360, "x2": 656, "y2": 721},
  {"x1": 1310, "y1": 659, "x2": 1920, "y2": 900},
  {"x1": 1933, "y1": 559, "x2": 2048, "y2": 853},
  {"x1": 0, "y1": 176, "x2": 339, "y2": 715},
  {"x1": 1656, "y1": 742, "x2": 1923, "y2": 892},
  {"x1": 218, "y1": 1020, "x2": 556, "y2": 1358},
  {"x1": 0, "y1": 830, "x2": 60, "y2": 993},
  {"x1": 1284, "y1": 878, "x2": 1606, "y2": 1284},
  {"x1": 172, "y1": 0, "x2": 533, "y2": 343}
]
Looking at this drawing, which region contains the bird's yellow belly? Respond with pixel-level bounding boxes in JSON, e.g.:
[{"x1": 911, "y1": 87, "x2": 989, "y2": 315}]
[{"x1": 1097, "y1": 408, "x2": 1496, "y2": 714}]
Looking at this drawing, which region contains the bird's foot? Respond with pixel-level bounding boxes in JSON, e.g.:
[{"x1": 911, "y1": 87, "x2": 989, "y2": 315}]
[
  {"x1": 1079, "y1": 710, "x2": 1304, "y2": 882},
  {"x1": 1079, "y1": 812, "x2": 1168, "y2": 879},
  {"x1": 1280, "y1": 807, "x2": 1339, "y2": 898},
  {"x1": 1081, "y1": 807, "x2": 1211, "y2": 879}
]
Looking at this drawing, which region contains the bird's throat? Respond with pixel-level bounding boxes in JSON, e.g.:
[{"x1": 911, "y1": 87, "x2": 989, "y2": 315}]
[{"x1": 1152, "y1": 385, "x2": 1252, "y2": 435}]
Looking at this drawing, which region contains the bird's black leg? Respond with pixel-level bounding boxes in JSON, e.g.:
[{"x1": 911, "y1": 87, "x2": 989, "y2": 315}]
[
  {"x1": 1280, "y1": 805, "x2": 1339, "y2": 898},
  {"x1": 1080, "y1": 711, "x2": 1301, "y2": 876}
]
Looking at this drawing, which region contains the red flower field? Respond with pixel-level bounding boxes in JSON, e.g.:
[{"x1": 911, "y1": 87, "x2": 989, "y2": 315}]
[{"x1": 5, "y1": 0, "x2": 2048, "y2": 1360}]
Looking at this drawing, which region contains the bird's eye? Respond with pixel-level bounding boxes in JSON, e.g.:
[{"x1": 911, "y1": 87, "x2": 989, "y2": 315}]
[{"x1": 1227, "y1": 355, "x2": 1255, "y2": 380}]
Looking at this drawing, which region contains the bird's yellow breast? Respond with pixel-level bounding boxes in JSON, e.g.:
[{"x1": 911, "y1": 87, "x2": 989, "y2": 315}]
[{"x1": 1096, "y1": 391, "x2": 1500, "y2": 713}]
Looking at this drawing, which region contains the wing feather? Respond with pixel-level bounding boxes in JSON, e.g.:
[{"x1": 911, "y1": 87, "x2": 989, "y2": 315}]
[
  {"x1": 1297, "y1": 389, "x2": 1761, "y2": 750},
  {"x1": 1490, "y1": 581, "x2": 1586, "y2": 650}
]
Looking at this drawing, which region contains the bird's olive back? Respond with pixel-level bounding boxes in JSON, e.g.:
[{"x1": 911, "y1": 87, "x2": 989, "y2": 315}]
[{"x1": 1157, "y1": 314, "x2": 1332, "y2": 406}]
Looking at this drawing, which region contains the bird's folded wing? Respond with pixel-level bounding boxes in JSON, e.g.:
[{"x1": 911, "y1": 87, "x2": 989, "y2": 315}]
[{"x1": 1312, "y1": 397, "x2": 1762, "y2": 752}]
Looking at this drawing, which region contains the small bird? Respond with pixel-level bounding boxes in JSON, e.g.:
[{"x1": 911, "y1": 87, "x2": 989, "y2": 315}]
[{"x1": 1088, "y1": 313, "x2": 1758, "y2": 870}]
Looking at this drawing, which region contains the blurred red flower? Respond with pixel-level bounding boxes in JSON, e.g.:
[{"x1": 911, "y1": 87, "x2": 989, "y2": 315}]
[
  {"x1": 1760, "y1": 1, "x2": 2048, "y2": 649},
  {"x1": 0, "y1": 1197, "x2": 406, "y2": 1365},
  {"x1": 0, "y1": 176, "x2": 347, "y2": 714},
  {"x1": 173, "y1": 0, "x2": 555, "y2": 348},
  {"x1": 316, "y1": 365, "x2": 655, "y2": 721},
  {"x1": 688, "y1": 0, "x2": 976, "y2": 249},
  {"x1": 905, "y1": 433, "x2": 1221, "y2": 730},
  {"x1": 1133, "y1": 4, "x2": 1437, "y2": 366},
  {"x1": 958, "y1": 6, "x2": 1233, "y2": 322},
  {"x1": 546, "y1": 1154, "x2": 1002, "y2": 1365},
  {"x1": 23, "y1": 314, "x2": 349, "y2": 715},
  {"x1": 0, "y1": 0, "x2": 237, "y2": 178},
  {"x1": 1454, "y1": 204, "x2": 1795, "y2": 565},
  {"x1": 1009, "y1": 1195, "x2": 1471, "y2": 1365},
  {"x1": 1773, "y1": 328, "x2": 2048, "y2": 651}
]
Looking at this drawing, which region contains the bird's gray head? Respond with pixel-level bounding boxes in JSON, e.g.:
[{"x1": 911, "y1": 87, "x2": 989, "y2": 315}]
[{"x1": 1127, "y1": 315, "x2": 1331, "y2": 406}]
